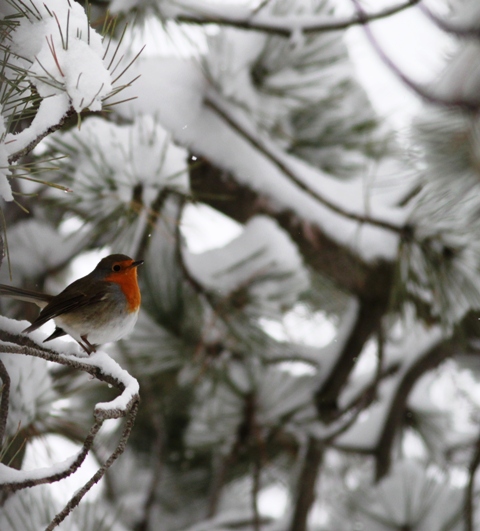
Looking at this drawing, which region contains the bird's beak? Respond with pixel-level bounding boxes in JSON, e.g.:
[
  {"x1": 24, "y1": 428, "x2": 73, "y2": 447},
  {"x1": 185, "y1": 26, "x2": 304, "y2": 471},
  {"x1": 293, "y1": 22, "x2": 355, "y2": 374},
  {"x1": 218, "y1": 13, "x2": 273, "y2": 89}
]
[{"x1": 131, "y1": 260, "x2": 144, "y2": 268}]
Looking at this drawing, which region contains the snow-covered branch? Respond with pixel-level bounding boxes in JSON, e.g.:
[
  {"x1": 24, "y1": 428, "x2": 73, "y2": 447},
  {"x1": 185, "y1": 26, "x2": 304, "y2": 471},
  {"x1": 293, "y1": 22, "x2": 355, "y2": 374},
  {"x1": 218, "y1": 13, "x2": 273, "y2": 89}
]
[
  {"x1": 205, "y1": 98, "x2": 406, "y2": 235},
  {"x1": 169, "y1": 0, "x2": 421, "y2": 37},
  {"x1": 0, "y1": 317, "x2": 140, "y2": 529},
  {"x1": 46, "y1": 400, "x2": 139, "y2": 531}
]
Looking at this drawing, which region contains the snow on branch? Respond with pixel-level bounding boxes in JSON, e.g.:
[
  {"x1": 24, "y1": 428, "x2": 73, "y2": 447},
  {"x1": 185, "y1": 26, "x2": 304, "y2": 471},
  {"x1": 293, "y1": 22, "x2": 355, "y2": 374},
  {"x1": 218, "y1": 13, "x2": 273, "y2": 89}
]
[
  {"x1": 120, "y1": 56, "x2": 406, "y2": 263},
  {"x1": 161, "y1": 0, "x2": 421, "y2": 37},
  {"x1": 205, "y1": 98, "x2": 405, "y2": 236},
  {"x1": 2, "y1": 0, "x2": 141, "y2": 172},
  {"x1": 0, "y1": 316, "x2": 140, "y2": 530}
]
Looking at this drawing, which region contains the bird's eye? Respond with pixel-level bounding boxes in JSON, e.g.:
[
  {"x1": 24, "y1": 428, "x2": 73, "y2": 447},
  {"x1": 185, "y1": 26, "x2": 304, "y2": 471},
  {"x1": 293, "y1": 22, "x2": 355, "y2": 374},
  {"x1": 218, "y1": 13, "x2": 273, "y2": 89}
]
[{"x1": 112, "y1": 264, "x2": 121, "y2": 272}]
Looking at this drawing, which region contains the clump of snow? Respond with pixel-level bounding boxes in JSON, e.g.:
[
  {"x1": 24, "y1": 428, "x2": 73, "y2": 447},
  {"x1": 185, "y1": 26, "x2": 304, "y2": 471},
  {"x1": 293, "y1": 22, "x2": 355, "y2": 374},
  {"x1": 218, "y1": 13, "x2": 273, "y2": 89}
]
[
  {"x1": 184, "y1": 216, "x2": 309, "y2": 315},
  {"x1": 11, "y1": 0, "x2": 111, "y2": 113},
  {"x1": 119, "y1": 56, "x2": 404, "y2": 263},
  {"x1": 51, "y1": 115, "x2": 189, "y2": 212},
  {"x1": 80, "y1": 351, "x2": 139, "y2": 415}
]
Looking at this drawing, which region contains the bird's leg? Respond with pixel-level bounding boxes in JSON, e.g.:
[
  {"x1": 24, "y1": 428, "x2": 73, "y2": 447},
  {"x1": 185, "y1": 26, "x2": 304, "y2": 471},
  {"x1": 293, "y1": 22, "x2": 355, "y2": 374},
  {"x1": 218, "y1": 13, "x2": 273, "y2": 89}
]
[{"x1": 79, "y1": 335, "x2": 97, "y2": 355}]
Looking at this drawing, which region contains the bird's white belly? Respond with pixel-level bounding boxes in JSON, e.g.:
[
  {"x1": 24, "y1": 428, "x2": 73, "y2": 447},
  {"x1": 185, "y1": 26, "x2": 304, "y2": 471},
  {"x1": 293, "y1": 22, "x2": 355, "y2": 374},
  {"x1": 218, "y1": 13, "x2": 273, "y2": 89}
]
[{"x1": 56, "y1": 310, "x2": 139, "y2": 347}]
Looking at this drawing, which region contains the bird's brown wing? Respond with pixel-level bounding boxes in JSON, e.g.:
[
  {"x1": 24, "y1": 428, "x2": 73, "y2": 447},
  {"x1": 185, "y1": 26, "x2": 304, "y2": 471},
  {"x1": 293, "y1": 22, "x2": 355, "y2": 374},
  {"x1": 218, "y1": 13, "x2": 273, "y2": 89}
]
[{"x1": 23, "y1": 281, "x2": 108, "y2": 333}]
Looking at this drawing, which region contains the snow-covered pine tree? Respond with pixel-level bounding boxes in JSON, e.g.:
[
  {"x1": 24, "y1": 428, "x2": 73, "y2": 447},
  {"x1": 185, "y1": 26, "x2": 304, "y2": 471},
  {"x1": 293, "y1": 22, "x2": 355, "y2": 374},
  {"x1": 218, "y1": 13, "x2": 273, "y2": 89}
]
[{"x1": 1, "y1": 0, "x2": 480, "y2": 530}]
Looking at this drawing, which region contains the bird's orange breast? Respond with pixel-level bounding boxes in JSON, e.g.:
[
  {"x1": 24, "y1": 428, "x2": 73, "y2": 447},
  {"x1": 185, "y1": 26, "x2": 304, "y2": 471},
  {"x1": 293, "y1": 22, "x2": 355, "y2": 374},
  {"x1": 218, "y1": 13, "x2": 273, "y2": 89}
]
[{"x1": 105, "y1": 268, "x2": 141, "y2": 312}]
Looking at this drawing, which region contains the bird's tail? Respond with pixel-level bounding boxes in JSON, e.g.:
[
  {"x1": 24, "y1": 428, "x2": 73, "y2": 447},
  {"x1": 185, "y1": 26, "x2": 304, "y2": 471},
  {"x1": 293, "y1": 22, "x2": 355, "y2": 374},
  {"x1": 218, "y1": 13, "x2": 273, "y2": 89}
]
[{"x1": 0, "y1": 284, "x2": 53, "y2": 308}]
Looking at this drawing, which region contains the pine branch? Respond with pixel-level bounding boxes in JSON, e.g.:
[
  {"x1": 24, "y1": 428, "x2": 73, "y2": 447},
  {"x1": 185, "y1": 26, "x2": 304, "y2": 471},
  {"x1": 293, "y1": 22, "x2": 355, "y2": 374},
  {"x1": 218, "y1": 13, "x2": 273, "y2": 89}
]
[
  {"x1": 190, "y1": 156, "x2": 395, "y2": 298},
  {"x1": 205, "y1": 98, "x2": 406, "y2": 236},
  {"x1": 288, "y1": 437, "x2": 323, "y2": 531},
  {"x1": 0, "y1": 327, "x2": 140, "y2": 528},
  {"x1": 175, "y1": 0, "x2": 421, "y2": 37},
  {"x1": 373, "y1": 337, "x2": 455, "y2": 480}
]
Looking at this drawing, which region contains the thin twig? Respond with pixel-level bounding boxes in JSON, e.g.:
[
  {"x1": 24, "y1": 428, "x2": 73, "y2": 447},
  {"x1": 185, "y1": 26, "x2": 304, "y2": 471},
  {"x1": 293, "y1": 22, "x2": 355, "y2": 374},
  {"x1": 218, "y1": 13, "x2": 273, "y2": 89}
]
[
  {"x1": 176, "y1": 0, "x2": 420, "y2": 37},
  {"x1": 0, "y1": 333, "x2": 140, "y2": 529},
  {"x1": 4, "y1": 418, "x2": 103, "y2": 491},
  {"x1": 133, "y1": 379, "x2": 165, "y2": 531},
  {"x1": 205, "y1": 98, "x2": 406, "y2": 235},
  {"x1": 46, "y1": 400, "x2": 139, "y2": 531}
]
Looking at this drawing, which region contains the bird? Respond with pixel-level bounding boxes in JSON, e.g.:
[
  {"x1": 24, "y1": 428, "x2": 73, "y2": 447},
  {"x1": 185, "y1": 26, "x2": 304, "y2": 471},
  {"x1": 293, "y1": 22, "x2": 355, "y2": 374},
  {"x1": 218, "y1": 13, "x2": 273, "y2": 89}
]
[{"x1": 0, "y1": 254, "x2": 143, "y2": 354}]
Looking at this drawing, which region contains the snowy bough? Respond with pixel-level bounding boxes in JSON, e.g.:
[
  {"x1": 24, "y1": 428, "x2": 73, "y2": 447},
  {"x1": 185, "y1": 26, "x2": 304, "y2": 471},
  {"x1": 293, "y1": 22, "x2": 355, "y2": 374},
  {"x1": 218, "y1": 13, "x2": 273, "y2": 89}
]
[
  {"x1": 0, "y1": 317, "x2": 139, "y2": 530},
  {"x1": 4, "y1": 0, "x2": 480, "y2": 530},
  {"x1": 0, "y1": 0, "x2": 141, "y2": 529}
]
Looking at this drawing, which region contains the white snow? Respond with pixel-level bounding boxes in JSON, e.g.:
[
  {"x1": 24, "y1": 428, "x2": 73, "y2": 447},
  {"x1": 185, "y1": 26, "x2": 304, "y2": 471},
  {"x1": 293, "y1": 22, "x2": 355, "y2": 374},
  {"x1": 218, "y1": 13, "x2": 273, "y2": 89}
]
[
  {"x1": 335, "y1": 323, "x2": 444, "y2": 450},
  {"x1": 0, "y1": 453, "x2": 79, "y2": 485},
  {"x1": 11, "y1": 0, "x2": 112, "y2": 112},
  {"x1": 119, "y1": 56, "x2": 405, "y2": 263},
  {"x1": 79, "y1": 351, "x2": 140, "y2": 414},
  {"x1": 5, "y1": 93, "x2": 70, "y2": 159},
  {"x1": 184, "y1": 216, "x2": 309, "y2": 311}
]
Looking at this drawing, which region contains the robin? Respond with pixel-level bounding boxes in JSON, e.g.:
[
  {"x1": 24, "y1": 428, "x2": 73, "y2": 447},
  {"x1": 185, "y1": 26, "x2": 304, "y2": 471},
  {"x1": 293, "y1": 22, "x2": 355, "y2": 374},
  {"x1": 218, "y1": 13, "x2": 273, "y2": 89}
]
[{"x1": 0, "y1": 254, "x2": 143, "y2": 354}]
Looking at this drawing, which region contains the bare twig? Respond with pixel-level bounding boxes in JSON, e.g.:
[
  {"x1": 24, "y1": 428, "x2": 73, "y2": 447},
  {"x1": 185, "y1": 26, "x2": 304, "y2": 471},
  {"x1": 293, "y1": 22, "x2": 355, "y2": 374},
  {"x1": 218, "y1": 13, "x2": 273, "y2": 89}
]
[
  {"x1": 133, "y1": 379, "x2": 165, "y2": 531},
  {"x1": 46, "y1": 400, "x2": 139, "y2": 531},
  {"x1": 372, "y1": 338, "x2": 454, "y2": 480},
  {"x1": 176, "y1": 0, "x2": 421, "y2": 37},
  {"x1": 204, "y1": 98, "x2": 406, "y2": 235},
  {"x1": 4, "y1": 419, "x2": 103, "y2": 492},
  {"x1": 288, "y1": 437, "x2": 323, "y2": 531},
  {"x1": 207, "y1": 452, "x2": 233, "y2": 517}
]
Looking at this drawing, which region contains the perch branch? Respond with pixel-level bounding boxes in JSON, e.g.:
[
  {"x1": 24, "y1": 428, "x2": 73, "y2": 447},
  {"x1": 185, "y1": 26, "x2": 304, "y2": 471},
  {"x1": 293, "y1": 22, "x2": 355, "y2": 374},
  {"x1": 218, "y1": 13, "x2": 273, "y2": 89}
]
[{"x1": 0, "y1": 329, "x2": 140, "y2": 529}]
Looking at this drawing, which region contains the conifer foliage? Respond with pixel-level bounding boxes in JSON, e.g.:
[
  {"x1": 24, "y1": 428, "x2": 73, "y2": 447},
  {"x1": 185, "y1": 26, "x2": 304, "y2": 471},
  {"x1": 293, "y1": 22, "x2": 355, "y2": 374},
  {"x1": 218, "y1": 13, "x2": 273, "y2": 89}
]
[{"x1": 1, "y1": 1, "x2": 480, "y2": 530}]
